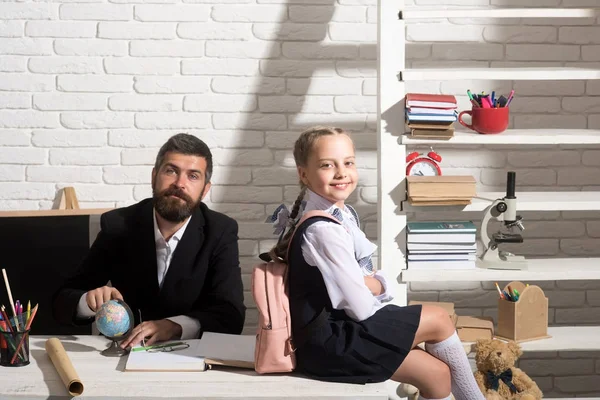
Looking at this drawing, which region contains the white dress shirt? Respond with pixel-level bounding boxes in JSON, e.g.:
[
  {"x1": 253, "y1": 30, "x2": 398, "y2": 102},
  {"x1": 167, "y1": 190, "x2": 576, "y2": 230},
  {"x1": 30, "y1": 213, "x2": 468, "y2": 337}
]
[
  {"x1": 77, "y1": 210, "x2": 201, "y2": 340},
  {"x1": 300, "y1": 190, "x2": 395, "y2": 322}
]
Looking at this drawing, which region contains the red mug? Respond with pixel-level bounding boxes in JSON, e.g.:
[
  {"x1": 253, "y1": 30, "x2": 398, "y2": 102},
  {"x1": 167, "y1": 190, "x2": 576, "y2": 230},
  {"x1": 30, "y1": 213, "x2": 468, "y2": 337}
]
[{"x1": 458, "y1": 107, "x2": 509, "y2": 134}]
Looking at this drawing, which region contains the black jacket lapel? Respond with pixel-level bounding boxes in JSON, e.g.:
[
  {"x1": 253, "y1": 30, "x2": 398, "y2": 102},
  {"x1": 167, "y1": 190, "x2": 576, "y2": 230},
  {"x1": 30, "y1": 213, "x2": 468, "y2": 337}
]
[{"x1": 134, "y1": 201, "x2": 161, "y2": 300}]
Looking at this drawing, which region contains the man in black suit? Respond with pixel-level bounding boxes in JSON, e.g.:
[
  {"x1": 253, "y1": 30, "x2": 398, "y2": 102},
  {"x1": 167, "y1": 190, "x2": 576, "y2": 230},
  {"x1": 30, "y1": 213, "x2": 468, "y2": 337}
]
[{"x1": 53, "y1": 134, "x2": 245, "y2": 347}]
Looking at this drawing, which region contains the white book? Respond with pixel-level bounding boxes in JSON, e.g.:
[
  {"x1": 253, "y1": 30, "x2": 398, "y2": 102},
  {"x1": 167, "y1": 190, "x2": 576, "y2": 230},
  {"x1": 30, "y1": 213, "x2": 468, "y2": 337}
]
[
  {"x1": 408, "y1": 253, "x2": 476, "y2": 261},
  {"x1": 407, "y1": 260, "x2": 477, "y2": 269},
  {"x1": 125, "y1": 332, "x2": 255, "y2": 372},
  {"x1": 407, "y1": 107, "x2": 457, "y2": 115},
  {"x1": 407, "y1": 242, "x2": 478, "y2": 251},
  {"x1": 408, "y1": 249, "x2": 477, "y2": 254}
]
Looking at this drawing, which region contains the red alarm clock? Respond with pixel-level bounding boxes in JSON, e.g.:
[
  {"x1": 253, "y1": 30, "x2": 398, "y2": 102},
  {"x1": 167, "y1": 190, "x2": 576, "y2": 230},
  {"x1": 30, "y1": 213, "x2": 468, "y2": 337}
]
[{"x1": 406, "y1": 148, "x2": 442, "y2": 176}]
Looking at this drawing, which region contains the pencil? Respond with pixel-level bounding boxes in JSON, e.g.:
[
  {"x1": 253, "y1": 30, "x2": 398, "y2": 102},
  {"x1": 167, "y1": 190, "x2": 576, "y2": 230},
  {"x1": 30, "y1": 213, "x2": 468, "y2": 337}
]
[
  {"x1": 10, "y1": 304, "x2": 38, "y2": 365},
  {"x1": 494, "y1": 282, "x2": 505, "y2": 299},
  {"x1": 0, "y1": 306, "x2": 13, "y2": 332},
  {"x1": 1, "y1": 269, "x2": 20, "y2": 331}
]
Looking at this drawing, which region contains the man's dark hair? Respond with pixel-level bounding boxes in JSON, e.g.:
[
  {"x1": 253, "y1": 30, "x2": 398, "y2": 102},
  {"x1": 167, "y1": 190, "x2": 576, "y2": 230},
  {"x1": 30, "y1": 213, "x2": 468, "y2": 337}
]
[{"x1": 154, "y1": 133, "x2": 213, "y2": 182}]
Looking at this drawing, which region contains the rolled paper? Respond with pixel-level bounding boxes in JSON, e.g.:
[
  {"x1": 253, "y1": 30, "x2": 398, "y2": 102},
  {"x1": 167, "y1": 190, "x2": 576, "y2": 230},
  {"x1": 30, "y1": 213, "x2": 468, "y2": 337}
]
[{"x1": 45, "y1": 338, "x2": 84, "y2": 397}]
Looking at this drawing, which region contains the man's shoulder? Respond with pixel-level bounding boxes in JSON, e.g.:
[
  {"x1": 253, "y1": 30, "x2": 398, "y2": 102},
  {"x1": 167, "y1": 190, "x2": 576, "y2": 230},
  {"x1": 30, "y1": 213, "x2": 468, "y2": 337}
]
[{"x1": 100, "y1": 199, "x2": 151, "y2": 234}]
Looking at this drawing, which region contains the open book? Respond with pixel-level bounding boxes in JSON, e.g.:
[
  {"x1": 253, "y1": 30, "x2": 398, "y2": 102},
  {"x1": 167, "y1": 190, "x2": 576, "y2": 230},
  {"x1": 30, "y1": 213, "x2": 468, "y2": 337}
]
[{"x1": 124, "y1": 332, "x2": 255, "y2": 372}]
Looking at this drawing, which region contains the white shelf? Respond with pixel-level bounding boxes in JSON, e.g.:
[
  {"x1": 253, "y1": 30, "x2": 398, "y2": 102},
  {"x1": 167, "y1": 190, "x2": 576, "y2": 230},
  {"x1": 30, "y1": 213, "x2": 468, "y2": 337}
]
[
  {"x1": 402, "y1": 8, "x2": 600, "y2": 19},
  {"x1": 0, "y1": 208, "x2": 110, "y2": 217},
  {"x1": 463, "y1": 326, "x2": 600, "y2": 353},
  {"x1": 402, "y1": 129, "x2": 600, "y2": 145},
  {"x1": 403, "y1": 191, "x2": 600, "y2": 212},
  {"x1": 402, "y1": 258, "x2": 600, "y2": 282},
  {"x1": 401, "y1": 67, "x2": 600, "y2": 81}
]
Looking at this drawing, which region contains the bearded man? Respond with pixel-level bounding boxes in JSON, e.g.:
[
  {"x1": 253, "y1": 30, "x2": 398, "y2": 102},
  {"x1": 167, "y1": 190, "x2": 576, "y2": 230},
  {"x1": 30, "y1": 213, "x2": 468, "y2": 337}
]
[{"x1": 52, "y1": 134, "x2": 245, "y2": 346}]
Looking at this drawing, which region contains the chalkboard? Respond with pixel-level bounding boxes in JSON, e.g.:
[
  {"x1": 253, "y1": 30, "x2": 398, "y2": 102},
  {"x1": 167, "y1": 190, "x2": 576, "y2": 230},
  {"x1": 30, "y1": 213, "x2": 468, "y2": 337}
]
[{"x1": 0, "y1": 210, "x2": 108, "y2": 335}]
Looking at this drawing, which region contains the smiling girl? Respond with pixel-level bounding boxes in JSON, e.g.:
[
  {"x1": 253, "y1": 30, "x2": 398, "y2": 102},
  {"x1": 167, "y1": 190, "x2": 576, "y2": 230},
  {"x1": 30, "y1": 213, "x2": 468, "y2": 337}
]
[{"x1": 269, "y1": 126, "x2": 484, "y2": 400}]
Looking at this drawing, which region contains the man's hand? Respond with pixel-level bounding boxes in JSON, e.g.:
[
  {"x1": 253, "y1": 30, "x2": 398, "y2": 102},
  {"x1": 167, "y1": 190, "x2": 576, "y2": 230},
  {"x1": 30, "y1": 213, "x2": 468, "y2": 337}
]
[
  {"x1": 86, "y1": 286, "x2": 123, "y2": 312},
  {"x1": 120, "y1": 319, "x2": 183, "y2": 349},
  {"x1": 364, "y1": 276, "x2": 383, "y2": 296}
]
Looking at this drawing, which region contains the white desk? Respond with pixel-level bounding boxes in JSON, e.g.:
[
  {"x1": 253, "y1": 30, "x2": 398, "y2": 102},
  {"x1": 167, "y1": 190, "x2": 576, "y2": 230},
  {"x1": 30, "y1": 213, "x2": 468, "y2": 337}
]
[{"x1": 0, "y1": 335, "x2": 388, "y2": 400}]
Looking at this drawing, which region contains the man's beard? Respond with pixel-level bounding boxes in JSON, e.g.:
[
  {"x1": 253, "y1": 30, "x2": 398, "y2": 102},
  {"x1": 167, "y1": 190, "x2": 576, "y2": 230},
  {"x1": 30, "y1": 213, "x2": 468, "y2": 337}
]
[{"x1": 153, "y1": 185, "x2": 201, "y2": 223}]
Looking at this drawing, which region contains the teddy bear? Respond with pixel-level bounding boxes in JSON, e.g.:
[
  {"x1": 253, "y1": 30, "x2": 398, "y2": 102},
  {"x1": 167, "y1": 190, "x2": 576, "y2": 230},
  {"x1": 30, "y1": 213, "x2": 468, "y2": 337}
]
[{"x1": 474, "y1": 338, "x2": 543, "y2": 400}]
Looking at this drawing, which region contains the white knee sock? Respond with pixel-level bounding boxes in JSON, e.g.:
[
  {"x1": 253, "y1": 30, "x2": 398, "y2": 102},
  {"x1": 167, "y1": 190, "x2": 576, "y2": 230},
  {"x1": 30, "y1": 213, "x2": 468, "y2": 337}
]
[
  {"x1": 424, "y1": 332, "x2": 485, "y2": 400},
  {"x1": 418, "y1": 395, "x2": 452, "y2": 400}
]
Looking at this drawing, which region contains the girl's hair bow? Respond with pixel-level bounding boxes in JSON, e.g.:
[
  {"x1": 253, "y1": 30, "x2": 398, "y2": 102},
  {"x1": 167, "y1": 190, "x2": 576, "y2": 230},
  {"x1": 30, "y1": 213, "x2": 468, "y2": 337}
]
[{"x1": 266, "y1": 204, "x2": 291, "y2": 235}]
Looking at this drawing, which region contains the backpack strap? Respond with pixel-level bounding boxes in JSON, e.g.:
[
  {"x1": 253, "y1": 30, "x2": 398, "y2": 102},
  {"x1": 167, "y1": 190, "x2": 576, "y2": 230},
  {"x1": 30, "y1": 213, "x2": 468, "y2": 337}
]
[
  {"x1": 285, "y1": 210, "x2": 340, "y2": 258},
  {"x1": 285, "y1": 210, "x2": 340, "y2": 351},
  {"x1": 258, "y1": 210, "x2": 340, "y2": 263}
]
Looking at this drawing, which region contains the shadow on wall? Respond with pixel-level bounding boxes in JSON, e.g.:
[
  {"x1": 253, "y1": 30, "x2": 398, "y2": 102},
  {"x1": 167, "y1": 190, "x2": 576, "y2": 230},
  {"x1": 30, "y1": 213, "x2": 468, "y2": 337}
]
[{"x1": 213, "y1": 1, "x2": 379, "y2": 333}]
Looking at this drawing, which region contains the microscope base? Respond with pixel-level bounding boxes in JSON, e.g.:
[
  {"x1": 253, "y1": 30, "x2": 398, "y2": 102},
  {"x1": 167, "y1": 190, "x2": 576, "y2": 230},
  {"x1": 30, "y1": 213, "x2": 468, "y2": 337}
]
[{"x1": 478, "y1": 256, "x2": 528, "y2": 271}]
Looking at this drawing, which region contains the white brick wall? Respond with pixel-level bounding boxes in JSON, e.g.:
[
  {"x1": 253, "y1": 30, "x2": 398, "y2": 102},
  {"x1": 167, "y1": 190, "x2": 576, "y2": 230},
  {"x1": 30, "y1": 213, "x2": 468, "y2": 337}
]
[{"x1": 1, "y1": 0, "x2": 599, "y2": 394}]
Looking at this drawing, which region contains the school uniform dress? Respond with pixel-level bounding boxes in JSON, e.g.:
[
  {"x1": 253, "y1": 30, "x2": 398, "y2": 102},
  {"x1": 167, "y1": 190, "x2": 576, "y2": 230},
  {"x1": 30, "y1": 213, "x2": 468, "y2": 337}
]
[{"x1": 288, "y1": 190, "x2": 422, "y2": 384}]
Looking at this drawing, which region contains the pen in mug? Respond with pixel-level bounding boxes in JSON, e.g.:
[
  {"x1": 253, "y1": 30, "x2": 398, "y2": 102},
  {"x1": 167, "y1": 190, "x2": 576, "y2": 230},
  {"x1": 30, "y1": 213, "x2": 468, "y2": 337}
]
[{"x1": 506, "y1": 90, "x2": 515, "y2": 107}]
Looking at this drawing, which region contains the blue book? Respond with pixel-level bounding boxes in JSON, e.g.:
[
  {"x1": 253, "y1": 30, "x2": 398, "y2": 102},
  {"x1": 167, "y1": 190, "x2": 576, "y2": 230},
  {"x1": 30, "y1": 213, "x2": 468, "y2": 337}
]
[
  {"x1": 407, "y1": 221, "x2": 476, "y2": 234},
  {"x1": 406, "y1": 110, "x2": 457, "y2": 122}
]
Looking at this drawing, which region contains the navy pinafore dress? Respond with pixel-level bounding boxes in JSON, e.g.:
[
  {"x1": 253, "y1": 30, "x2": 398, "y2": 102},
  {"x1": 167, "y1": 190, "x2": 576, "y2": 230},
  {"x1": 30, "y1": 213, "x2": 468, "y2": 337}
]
[{"x1": 288, "y1": 216, "x2": 422, "y2": 384}]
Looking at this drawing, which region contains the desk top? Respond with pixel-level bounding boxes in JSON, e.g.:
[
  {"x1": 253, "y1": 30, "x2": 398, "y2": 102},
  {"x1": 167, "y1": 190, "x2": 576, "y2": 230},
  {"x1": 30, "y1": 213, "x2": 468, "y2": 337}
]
[{"x1": 0, "y1": 335, "x2": 388, "y2": 400}]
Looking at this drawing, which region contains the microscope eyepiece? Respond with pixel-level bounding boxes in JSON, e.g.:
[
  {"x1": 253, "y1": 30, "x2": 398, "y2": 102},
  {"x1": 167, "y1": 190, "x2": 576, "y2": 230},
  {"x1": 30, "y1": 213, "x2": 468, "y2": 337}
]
[{"x1": 506, "y1": 171, "x2": 516, "y2": 199}]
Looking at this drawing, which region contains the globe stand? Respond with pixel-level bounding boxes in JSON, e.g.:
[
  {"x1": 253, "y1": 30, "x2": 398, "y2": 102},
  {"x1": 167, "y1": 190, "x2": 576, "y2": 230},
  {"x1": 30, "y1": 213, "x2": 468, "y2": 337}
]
[
  {"x1": 101, "y1": 339, "x2": 129, "y2": 357},
  {"x1": 95, "y1": 299, "x2": 135, "y2": 358}
]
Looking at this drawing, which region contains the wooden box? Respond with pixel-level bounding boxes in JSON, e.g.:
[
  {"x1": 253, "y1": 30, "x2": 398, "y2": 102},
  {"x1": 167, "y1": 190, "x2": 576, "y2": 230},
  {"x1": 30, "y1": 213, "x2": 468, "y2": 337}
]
[
  {"x1": 456, "y1": 316, "x2": 494, "y2": 342},
  {"x1": 496, "y1": 281, "x2": 550, "y2": 342}
]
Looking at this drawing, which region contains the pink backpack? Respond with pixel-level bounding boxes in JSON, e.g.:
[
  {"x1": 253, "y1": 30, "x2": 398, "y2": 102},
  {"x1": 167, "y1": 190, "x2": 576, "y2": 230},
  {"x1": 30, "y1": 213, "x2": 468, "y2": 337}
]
[{"x1": 251, "y1": 210, "x2": 338, "y2": 374}]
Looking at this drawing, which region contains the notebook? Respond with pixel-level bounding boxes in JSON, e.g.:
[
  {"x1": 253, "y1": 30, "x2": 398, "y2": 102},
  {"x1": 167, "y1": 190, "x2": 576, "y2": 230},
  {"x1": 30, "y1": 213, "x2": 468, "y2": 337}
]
[
  {"x1": 124, "y1": 332, "x2": 255, "y2": 372},
  {"x1": 405, "y1": 93, "x2": 457, "y2": 109}
]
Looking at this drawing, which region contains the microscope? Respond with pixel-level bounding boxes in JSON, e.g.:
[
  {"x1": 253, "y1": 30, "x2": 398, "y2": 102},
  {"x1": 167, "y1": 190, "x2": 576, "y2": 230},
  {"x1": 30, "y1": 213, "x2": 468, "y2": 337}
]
[{"x1": 478, "y1": 171, "x2": 528, "y2": 270}]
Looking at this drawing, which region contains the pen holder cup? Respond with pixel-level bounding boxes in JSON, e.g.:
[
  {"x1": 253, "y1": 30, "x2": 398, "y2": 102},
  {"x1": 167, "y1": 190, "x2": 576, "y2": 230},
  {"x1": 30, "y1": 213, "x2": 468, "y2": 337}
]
[
  {"x1": 496, "y1": 281, "x2": 550, "y2": 343},
  {"x1": 0, "y1": 329, "x2": 30, "y2": 367},
  {"x1": 458, "y1": 106, "x2": 509, "y2": 135}
]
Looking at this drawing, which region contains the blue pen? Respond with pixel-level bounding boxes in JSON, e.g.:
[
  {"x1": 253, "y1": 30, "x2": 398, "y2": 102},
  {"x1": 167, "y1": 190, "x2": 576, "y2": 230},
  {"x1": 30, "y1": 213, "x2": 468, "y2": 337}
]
[{"x1": 491, "y1": 91, "x2": 495, "y2": 105}]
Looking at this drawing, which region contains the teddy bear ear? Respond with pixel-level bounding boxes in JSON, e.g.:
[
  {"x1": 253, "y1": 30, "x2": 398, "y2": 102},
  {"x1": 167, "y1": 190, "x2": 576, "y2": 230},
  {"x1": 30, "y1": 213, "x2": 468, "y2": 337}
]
[
  {"x1": 475, "y1": 338, "x2": 493, "y2": 353},
  {"x1": 507, "y1": 340, "x2": 523, "y2": 358}
]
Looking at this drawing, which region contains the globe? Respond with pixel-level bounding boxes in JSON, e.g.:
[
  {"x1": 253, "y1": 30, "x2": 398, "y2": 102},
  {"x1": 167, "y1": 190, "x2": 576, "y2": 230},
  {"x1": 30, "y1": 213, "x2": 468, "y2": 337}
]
[{"x1": 95, "y1": 299, "x2": 134, "y2": 357}]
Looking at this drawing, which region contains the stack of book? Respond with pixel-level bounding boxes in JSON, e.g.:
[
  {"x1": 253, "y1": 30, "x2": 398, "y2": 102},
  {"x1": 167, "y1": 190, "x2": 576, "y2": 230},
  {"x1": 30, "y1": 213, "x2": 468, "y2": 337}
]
[
  {"x1": 406, "y1": 175, "x2": 476, "y2": 206},
  {"x1": 407, "y1": 221, "x2": 477, "y2": 269},
  {"x1": 405, "y1": 93, "x2": 458, "y2": 139}
]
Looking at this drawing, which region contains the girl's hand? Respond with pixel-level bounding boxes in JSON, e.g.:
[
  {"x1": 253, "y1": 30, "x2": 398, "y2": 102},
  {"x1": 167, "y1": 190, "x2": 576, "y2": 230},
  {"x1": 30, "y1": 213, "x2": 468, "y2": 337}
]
[{"x1": 363, "y1": 276, "x2": 383, "y2": 296}]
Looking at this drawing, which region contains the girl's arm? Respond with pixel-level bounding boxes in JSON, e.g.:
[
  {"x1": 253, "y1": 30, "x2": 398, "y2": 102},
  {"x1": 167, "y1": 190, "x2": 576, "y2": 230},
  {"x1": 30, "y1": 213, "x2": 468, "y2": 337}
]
[
  {"x1": 364, "y1": 276, "x2": 383, "y2": 296},
  {"x1": 302, "y1": 222, "x2": 382, "y2": 322}
]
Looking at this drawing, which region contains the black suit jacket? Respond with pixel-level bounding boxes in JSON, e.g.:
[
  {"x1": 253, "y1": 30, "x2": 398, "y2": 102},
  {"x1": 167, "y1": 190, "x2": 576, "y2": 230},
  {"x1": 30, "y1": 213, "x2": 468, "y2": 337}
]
[{"x1": 52, "y1": 199, "x2": 245, "y2": 335}]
